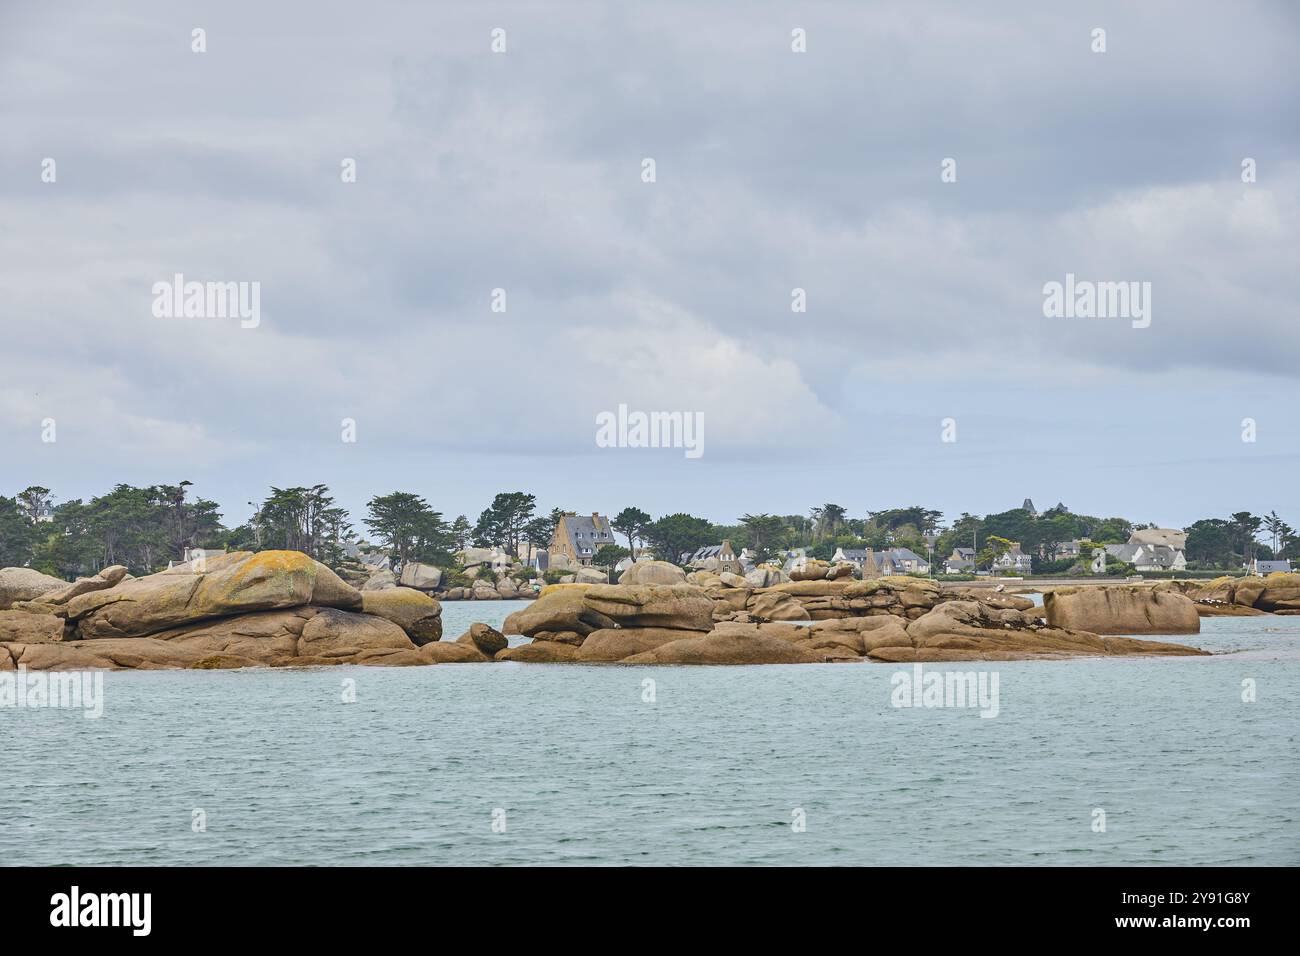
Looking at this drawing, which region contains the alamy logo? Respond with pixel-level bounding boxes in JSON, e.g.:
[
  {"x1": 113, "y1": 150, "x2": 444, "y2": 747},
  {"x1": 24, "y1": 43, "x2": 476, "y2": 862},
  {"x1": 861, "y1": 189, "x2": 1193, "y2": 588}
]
[
  {"x1": 595, "y1": 403, "x2": 704, "y2": 459},
  {"x1": 152, "y1": 273, "x2": 261, "y2": 328},
  {"x1": 0, "y1": 666, "x2": 103, "y2": 718},
  {"x1": 1042, "y1": 273, "x2": 1151, "y2": 328},
  {"x1": 50, "y1": 886, "x2": 151, "y2": 936},
  {"x1": 890, "y1": 663, "x2": 1000, "y2": 718}
]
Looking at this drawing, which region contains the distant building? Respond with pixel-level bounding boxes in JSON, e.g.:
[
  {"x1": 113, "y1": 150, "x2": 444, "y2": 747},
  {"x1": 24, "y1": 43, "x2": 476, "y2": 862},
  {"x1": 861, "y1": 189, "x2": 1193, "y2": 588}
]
[
  {"x1": 683, "y1": 540, "x2": 742, "y2": 574},
  {"x1": 1102, "y1": 529, "x2": 1189, "y2": 571},
  {"x1": 944, "y1": 547, "x2": 977, "y2": 573},
  {"x1": 992, "y1": 543, "x2": 1033, "y2": 574},
  {"x1": 549, "y1": 512, "x2": 617, "y2": 567},
  {"x1": 833, "y1": 546, "x2": 929, "y2": 575},
  {"x1": 1129, "y1": 528, "x2": 1188, "y2": 552},
  {"x1": 1053, "y1": 539, "x2": 1083, "y2": 560},
  {"x1": 1249, "y1": 558, "x2": 1292, "y2": 576},
  {"x1": 1105, "y1": 543, "x2": 1187, "y2": 572},
  {"x1": 1022, "y1": 498, "x2": 1039, "y2": 518},
  {"x1": 355, "y1": 548, "x2": 391, "y2": 570}
]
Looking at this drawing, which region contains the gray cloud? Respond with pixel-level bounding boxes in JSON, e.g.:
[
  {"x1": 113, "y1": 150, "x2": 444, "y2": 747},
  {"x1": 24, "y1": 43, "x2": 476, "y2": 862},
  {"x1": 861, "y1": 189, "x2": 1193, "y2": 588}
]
[{"x1": 1, "y1": 0, "x2": 1296, "y2": 528}]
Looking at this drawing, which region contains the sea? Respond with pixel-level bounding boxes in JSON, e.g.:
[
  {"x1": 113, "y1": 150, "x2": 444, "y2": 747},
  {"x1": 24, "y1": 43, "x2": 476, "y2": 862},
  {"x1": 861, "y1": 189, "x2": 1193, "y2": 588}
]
[{"x1": 4, "y1": 601, "x2": 1297, "y2": 865}]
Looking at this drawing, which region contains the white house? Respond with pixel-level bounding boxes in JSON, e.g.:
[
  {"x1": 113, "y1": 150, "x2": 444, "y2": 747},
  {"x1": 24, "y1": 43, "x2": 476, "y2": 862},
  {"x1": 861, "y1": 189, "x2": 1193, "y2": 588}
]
[
  {"x1": 833, "y1": 546, "x2": 930, "y2": 575},
  {"x1": 992, "y1": 543, "x2": 1033, "y2": 574},
  {"x1": 1105, "y1": 542, "x2": 1187, "y2": 572}
]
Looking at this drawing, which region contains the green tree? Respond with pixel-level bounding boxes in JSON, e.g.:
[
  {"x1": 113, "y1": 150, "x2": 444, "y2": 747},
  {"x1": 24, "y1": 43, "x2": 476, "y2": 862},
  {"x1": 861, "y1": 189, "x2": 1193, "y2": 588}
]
[
  {"x1": 612, "y1": 506, "x2": 651, "y2": 558},
  {"x1": 473, "y1": 492, "x2": 537, "y2": 557},
  {"x1": 365, "y1": 492, "x2": 453, "y2": 566},
  {"x1": 1185, "y1": 519, "x2": 1233, "y2": 568},
  {"x1": 522, "y1": 516, "x2": 553, "y2": 564},
  {"x1": 594, "y1": 543, "x2": 630, "y2": 573},
  {"x1": 450, "y1": 515, "x2": 472, "y2": 551},
  {"x1": 0, "y1": 495, "x2": 35, "y2": 567},
  {"x1": 739, "y1": 513, "x2": 786, "y2": 563},
  {"x1": 15, "y1": 486, "x2": 52, "y2": 524},
  {"x1": 644, "y1": 513, "x2": 715, "y2": 566},
  {"x1": 249, "y1": 485, "x2": 339, "y2": 559}
]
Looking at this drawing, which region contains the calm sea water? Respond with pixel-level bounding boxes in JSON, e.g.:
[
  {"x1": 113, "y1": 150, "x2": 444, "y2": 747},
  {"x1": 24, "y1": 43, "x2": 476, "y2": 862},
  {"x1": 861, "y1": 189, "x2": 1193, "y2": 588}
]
[{"x1": 4, "y1": 601, "x2": 1298, "y2": 866}]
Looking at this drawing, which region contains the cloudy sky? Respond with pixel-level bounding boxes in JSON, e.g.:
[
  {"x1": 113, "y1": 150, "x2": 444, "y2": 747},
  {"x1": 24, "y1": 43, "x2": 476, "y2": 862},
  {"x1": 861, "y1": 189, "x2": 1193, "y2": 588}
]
[{"x1": 1, "y1": 0, "x2": 1297, "y2": 532}]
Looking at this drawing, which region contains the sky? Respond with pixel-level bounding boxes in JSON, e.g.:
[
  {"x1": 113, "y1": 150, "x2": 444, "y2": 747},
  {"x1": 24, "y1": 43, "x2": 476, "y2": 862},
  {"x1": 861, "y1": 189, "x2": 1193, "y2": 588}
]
[{"x1": 1, "y1": 0, "x2": 1297, "y2": 532}]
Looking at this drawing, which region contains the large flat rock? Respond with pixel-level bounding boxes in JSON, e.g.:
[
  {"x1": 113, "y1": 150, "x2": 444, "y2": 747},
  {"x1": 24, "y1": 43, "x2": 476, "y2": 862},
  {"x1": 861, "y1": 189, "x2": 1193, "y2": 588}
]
[{"x1": 1045, "y1": 586, "x2": 1200, "y2": 634}]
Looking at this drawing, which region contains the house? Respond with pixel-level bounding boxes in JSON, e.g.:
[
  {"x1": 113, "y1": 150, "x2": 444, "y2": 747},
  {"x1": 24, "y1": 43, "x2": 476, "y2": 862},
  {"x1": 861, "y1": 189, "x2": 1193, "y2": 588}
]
[
  {"x1": 1103, "y1": 529, "x2": 1189, "y2": 571},
  {"x1": 1249, "y1": 558, "x2": 1292, "y2": 576},
  {"x1": 944, "y1": 547, "x2": 976, "y2": 573},
  {"x1": 358, "y1": 551, "x2": 391, "y2": 570},
  {"x1": 549, "y1": 513, "x2": 617, "y2": 567},
  {"x1": 834, "y1": 546, "x2": 930, "y2": 575},
  {"x1": 1052, "y1": 539, "x2": 1083, "y2": 560},
  {"x1": 1104, "y1": 543, "x2": 1186, "y2": 572},
  {"x1": 683, "y1": 539, "x2": 742, "y2": 574},
  {"x1": 1022, "y1": 498, "x2": 1039, "y2": 518},
  {"x1": 992, "y1": 543, "x2": 1033, "y2": 574}
]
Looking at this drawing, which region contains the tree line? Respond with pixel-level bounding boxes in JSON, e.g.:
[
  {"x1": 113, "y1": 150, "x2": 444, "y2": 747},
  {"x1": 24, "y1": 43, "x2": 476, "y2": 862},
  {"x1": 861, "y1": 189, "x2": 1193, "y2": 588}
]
[{"x1": 1, "y1": 482, "x2": 1294, "y2": 579}]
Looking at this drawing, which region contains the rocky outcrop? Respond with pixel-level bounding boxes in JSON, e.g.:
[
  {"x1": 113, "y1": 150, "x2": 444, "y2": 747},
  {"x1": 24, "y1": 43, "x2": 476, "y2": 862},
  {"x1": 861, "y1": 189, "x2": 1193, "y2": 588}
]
[
  {"x1": 361, "y1": 588, "x2": 443, "y2": 644},
  {"x1": 743, "y1": 565, "x2": 786, "y2": 588},
  {"x1": 422, "y1": 641, "x2": 490, "y2": 663},
  {"x1": 746, "y1": 589, "x2": 811, "y2": 622},
  {"x1": 582, "y1": 583, "x2": 714, "y2": 632},
  {"x1": 457, "y1": 622, "x2": 508, "y2": 656},
  {"x1": 0, "y1": 609, "x2": 65, "y2": 643},
  {"x1": 26, "y1": 565, "x2": 128, "y2": 608},
  {"x1": 501, "y1": 585, "x2": 616, "y2": 641},
  {"x1": 1044, "y1": 586, "x2": 1200, "y2": 634},
  {"x1": 618, "y1": 561, "x2": 686, "y2": 586},
  {"x1": 868, "y1": 600, "x2": 1205, "y2": 662},
  {"x1": 575, "y1": 567, "x2": 608, "y2": 584},
  {"x1": 296, "y1": 608, "x2": 414, "y2": 661},
  {"x1": 724, "y1": 577, "x2": 944, "y2": 623},
  {"x1": 0, "y1": 567, "x2": 66, "y2": 609},
  {"x1": 148, "y1": 607, "x2": 314, "y2": 663},
  {"x1": 498, "y1": 640, "x2": 582, "y2": 662},
  {"x1": 398, "y1": 562, "x2": 442, "y2": 590},
  {"x1": 362, "y1": 570, "x2": 397, "y2": 591},
  {"x1": 577, "y1": 627, "x2": 700, "y2": 662},
  {"x1": 1188, "y1": 573, "x2": 1300, "y2": 614},
  {"x1": 620, "y1": 628, "x2": 824, "y2": 665},
  {"x1": 66, "y1": 551, "x2": 363, "y2": 639},
  {"x1": 5, "y1": 638, "x2": 207, "y2": 671}
]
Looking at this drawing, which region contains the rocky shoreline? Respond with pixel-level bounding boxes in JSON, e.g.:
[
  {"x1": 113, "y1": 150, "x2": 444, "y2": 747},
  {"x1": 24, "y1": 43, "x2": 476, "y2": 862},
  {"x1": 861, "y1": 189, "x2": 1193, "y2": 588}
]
[{"x1": 0, "y1": 554, "x2": 1245, "y2": 671}]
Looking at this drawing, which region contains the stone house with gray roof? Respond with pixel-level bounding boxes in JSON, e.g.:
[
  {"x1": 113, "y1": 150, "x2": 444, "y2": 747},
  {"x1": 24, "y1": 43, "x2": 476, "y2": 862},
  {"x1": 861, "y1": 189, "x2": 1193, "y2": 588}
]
[{"x1": 549, "y1": 512, "x2": 617, "y2": 567}]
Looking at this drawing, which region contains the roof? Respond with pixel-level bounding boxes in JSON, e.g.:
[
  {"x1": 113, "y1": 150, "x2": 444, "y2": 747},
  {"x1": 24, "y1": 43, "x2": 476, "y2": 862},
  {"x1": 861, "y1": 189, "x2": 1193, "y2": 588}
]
[
  {"x1": 1255, "y1": 560, "x2": 1291, "y2": 572},
  {"x1": 687, "y1": 542, "x2": 736, "y2": 562},
  {"x1": 1106, "y1": 543, "x2": 1180, "y2": 567},
  {"x1": 1129, "y1": 528, "x2": 1187, "y2": 551},
  {"x1": 560, "y1": 514, "x2": 615, "y2": 555}
]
